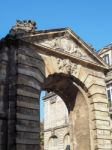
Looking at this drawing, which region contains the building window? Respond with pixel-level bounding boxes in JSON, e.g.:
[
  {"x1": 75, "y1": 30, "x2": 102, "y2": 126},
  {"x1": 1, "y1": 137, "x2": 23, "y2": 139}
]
[
  {"x1": 49, "y1": 136, "x2": 58, "y2": 150},
  {"x1": 107, "y1": 85, "x2": 112, "y2": 107},
  {"x1": 103, "y1": 54, "x2": 110, "y2": 65},
  {"x1": 64, "y1": 134, "x2": 70, "y2": 150}
]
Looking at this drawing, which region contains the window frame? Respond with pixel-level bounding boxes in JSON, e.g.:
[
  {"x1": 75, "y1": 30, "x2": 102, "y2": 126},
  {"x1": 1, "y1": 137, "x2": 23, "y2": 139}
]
[
  {"x1": 107, "y1": 84, "x2": 112, "y2": 107},
  {"x1": 103, "y1": 54, "x2": 110, "y2": 65}
]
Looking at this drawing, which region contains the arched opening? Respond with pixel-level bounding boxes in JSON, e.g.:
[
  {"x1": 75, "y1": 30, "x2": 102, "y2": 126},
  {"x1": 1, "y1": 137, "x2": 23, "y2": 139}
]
[
  {"x1": 64, "y1": 134, "x2": 70, "y2": 150},
  {"x1": 42, "y1": 73, "x2": 91, "y2": 150},
  {"x1": 42, "y1": 73, "x2": 83, "y2": 112},
  {"x1": 11, "y1": 41, "x2": 92, "y2": 150},
  {"x1": 48, "y1": 136, "x2": 58, "y2": 150}
]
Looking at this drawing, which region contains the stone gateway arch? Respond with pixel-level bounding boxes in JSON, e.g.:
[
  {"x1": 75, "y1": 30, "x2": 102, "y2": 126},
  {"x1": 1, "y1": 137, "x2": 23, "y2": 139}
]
[{"x1": 0, "y1": 20, "x2": 111, "y2": 150}]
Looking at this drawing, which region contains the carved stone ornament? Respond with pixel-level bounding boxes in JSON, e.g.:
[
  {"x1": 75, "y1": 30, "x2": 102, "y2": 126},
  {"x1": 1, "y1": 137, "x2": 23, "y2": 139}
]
[
  {"x1": 57, "y1": 58, "x2": 77, "y2": 75},
  {"x1": 39, "y1": 36, "x2": 92, "y2": 61},
  {"x1": 10, "y1": 20, "x2": 37, "y2": 34}
]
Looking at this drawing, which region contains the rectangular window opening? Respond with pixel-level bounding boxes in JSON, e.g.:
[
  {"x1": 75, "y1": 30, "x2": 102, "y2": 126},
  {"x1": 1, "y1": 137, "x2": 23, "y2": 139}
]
[{"x1": 103, "y1": 54, "x2": 110, "y2": 65}]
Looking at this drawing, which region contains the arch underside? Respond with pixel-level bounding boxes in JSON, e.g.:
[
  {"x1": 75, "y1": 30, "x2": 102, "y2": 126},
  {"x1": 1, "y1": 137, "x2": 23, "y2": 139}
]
[
  {"x1": 43, "y1": 73, "x2": 91, "y2": 150},
  {"x1": 42, "y1": 73, "x2": 88, "y2": 111},
  {"x1": 72, "y1": 91, "x2": 91, "y2": 150}
]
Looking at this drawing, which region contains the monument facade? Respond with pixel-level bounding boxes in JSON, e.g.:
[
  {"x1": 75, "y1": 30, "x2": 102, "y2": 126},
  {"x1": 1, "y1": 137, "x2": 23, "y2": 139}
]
[{"x1": 0, "y1": 20, "x2": 111, "y2": 150}]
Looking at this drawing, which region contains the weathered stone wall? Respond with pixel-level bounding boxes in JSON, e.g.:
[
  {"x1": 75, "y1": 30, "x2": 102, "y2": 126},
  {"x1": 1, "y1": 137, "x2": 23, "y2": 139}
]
[
  {"x1": 16, "y1": 43, "x2": 45, "y2": 150},
  {"x1": 0, "y1": 44, "x2": 9, "y2": 150},
  {"x1": 0, "y1": 47, "x2": 8, "y2": 150},
  {"x1": 80, "y1": 69, "x2": 112, "y2": 150},
  {"x1": 0, "y1": 39, "x2": 17, "y2": 150},
  {"x1": 0, "y1": 39, "x2": 46, "y2": 150},
  {"x1": 72, "y1": 91, "x2": 90, "y2": 150}
]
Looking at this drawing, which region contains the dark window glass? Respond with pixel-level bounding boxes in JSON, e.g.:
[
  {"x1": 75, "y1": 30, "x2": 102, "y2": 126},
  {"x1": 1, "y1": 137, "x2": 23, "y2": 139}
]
[
  {"x1": 103, "y1": 54, "x2": 110, "y2": 65},
  {"x1": 107, "y1": 87, "x2": 112, "y2": 107},
  {"x1": 107, "y1": 89, "x2": 111, "y2": 101}
]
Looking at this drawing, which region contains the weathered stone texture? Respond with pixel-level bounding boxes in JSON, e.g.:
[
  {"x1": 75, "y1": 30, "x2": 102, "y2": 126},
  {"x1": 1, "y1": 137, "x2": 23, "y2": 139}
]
[
  {"x1": 72, "y1": 91, "x2": 91, "y2": 150},
  {"x1": 0, "y1": 41, "x2": 17, "y2": 150},
  {"x1": 16, "y1": 45, "x2": 45, "y2": 150}
]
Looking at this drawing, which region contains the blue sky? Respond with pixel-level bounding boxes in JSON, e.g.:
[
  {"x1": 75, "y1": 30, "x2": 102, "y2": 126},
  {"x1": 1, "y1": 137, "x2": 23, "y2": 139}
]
[
  {"x1": 0, "y1": 0, "x2": 112, "y2": 50},
  {"x1": 40, "y1": 91, "x2": 45, "y2": 122},
  {"x1": 0, "y1": 0, "x2": 112, "y2": 120}
]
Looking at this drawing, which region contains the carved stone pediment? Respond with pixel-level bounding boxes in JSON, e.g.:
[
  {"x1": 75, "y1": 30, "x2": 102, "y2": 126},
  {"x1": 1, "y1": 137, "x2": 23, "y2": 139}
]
[
  {"x1": 38, "y1": 35, "x2": 94, "y2": 62},
  {"x1": 19, "y1": 26, "x2": 107, "y2": 68}
]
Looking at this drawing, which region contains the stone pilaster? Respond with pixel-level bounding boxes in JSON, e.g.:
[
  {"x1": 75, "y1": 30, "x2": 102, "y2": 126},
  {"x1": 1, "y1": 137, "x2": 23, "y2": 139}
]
[
  {"x1": 84, "y1": 74, "x2": 112, "y2": 150},
  {"x1": 0, "y1": 40, "x2": 17, "y2": 150},
  {"x1": 0, "y1": 45, "x2": 9, "y2": 150},
  {"x1": 16, "y1": 44, "x2": 45, "y2": 150}
]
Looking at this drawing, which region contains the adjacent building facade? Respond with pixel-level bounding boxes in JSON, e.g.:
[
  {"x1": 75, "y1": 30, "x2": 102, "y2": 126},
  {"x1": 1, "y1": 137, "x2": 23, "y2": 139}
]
[
  {"x1": 98, "y1": 44, "x2": 112, "y2": 114},
  {"x1": 44, "y1": 92, "x2": 70, "y2": 150}
]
